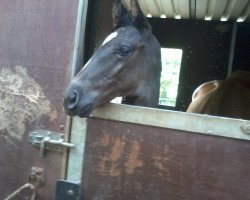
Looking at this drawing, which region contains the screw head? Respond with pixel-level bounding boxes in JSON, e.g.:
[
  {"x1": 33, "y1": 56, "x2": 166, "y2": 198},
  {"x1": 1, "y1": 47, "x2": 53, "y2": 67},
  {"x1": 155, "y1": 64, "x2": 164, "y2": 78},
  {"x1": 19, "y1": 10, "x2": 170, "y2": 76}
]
[{"x1": 67, "y1": 189, "x2": 74, "y2": 196}]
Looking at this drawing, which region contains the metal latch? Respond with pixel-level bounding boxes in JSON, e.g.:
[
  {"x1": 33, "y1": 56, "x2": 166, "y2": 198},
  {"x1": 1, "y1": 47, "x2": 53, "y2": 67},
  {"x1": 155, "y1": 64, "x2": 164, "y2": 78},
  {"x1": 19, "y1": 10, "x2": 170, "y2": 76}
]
[{"x1": 29, "y1": 130, "x2": 74, "y2": 157}]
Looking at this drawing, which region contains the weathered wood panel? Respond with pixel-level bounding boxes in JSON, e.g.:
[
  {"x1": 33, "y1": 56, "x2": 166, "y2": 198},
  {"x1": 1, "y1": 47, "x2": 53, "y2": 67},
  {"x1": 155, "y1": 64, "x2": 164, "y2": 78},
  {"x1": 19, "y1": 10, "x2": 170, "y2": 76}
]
[
  {"x1": 82, "y1": 117, "x2": 250, "y2": 200},
  {"x1": 0, "y1": 0, "x2": 79, "y2": 199}
]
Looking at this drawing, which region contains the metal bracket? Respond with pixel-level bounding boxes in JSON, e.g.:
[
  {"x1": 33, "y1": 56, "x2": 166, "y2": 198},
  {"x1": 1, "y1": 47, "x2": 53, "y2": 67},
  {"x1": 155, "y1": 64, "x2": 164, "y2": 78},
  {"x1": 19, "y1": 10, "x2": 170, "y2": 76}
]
[
  {"x1": 29, "y1": 130, "x2": 74, "y2": 157},
  {"x1": 55, "y1": 180, "x2": 81, "y2": 200}
]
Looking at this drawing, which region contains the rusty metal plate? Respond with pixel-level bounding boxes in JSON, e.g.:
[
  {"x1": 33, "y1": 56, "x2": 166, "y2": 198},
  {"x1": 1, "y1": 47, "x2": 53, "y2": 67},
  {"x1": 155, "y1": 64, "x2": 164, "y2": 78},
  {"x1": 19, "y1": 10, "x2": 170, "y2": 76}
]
[
  {"x1": 81, "y1": 117, "x2": 250, "y2": 200},
  {"x1": 0, "y1": 0, "x2": 79, "y2": 199}
]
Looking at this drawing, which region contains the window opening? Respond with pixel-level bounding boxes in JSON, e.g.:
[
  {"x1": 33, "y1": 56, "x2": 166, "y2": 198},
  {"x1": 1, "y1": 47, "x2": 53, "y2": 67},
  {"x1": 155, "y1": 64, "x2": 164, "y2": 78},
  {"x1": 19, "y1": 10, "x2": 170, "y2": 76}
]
[{"x1": 159, "y1": 48, "x2": 183, "y2": 107}]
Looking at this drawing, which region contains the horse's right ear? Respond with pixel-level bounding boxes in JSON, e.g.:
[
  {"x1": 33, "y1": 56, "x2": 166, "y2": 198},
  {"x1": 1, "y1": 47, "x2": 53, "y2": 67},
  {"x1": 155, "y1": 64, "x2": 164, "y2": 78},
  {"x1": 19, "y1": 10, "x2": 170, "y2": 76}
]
[
  {"x1": 130, "y1": 0, "x2": 152, "y2": 31},
  {"x1": 113, "y1": 0, "x2": 133, "y2": 30}
]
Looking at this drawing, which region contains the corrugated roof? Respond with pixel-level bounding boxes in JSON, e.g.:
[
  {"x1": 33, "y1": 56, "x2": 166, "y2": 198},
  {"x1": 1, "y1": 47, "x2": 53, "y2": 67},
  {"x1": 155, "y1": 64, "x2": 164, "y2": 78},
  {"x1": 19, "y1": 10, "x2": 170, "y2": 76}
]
[{"x1": 123, "y1": 0, "x2": 250, "y2": 22}]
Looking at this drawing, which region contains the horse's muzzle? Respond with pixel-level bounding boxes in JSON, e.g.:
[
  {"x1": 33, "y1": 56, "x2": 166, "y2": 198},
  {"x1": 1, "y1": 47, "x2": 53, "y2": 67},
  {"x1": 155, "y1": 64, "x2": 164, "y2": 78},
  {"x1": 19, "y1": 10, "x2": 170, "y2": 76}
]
[{"x1": 63, "y1": 83, "x2": 96, "y2": 118}]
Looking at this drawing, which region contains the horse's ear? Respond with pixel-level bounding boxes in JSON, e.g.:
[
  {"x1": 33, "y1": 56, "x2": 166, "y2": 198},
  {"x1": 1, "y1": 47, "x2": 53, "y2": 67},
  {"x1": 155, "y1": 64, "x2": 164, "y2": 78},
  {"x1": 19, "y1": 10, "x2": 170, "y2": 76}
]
[
  {"x1": 113, "y1": 0, "x2": 133, "y2": 30},
  {"x1": 130, "y1": 0, "x2": 152, "y2": 31}
]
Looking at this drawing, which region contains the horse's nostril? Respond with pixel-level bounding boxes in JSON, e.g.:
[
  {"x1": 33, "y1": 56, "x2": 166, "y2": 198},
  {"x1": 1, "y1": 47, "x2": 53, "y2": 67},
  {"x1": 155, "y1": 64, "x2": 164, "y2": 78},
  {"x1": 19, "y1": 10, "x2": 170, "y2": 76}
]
[{"x1": 67, "y1": 92, "x2": 78, "y2": 109}]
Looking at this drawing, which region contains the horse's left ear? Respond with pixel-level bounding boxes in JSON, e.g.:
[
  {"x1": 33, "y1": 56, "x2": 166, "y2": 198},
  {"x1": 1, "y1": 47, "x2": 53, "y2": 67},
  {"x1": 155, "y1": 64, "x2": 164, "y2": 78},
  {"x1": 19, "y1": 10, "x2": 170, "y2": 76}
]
[
  {"x1": 130, "y1": 0, "x2": 152, "y2": 31},
  {"x1": 113, "y1": 0, "x2": 133, "y2": 30}
]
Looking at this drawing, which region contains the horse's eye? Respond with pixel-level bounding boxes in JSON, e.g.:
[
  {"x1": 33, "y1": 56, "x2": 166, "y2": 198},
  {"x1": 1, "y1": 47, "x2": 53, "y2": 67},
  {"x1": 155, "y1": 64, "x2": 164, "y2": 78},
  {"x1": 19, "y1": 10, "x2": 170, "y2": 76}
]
[{"x1": 117, "y1": 45, "x2": 131, "y2": 56}]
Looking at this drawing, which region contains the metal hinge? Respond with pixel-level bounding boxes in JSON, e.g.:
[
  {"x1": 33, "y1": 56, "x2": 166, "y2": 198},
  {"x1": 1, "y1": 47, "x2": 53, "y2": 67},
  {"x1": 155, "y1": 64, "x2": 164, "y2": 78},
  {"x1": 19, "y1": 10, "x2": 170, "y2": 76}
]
[
  {"x1": 29, "y1": 130, "x2": 74, "y2": 157},
  {"x1": 55, "y1": 180, "x2": 81, "y2": 200}
]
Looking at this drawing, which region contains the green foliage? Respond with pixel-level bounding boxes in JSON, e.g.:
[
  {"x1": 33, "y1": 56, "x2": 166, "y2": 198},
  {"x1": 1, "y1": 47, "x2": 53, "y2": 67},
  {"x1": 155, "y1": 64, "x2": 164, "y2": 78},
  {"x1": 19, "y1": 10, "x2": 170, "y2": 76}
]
[{"x1": 159, "y1": 80, "x2": 171, "y2": 99}]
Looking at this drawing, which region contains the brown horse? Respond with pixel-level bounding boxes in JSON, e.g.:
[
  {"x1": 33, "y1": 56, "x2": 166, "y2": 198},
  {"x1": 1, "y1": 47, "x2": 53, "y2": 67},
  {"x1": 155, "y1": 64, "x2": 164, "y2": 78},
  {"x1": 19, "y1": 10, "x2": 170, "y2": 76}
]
[
  {"x1": 187, "y1": 70, "x2": 250, "y2": 120},
  {"x1": 63, "y1": 0, "x2": 161, "y2": 117}
]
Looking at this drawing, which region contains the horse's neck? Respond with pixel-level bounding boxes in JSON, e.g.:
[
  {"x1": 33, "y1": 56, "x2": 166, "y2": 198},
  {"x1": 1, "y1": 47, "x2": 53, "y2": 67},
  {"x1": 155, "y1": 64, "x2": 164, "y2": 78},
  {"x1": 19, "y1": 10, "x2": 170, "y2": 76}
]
[
  {"x1": 122, "y1": 79, "x2": 160, "y2": 108},
  {"x1": 122, "y1": 94, "x2": 158, "y2": 107}
]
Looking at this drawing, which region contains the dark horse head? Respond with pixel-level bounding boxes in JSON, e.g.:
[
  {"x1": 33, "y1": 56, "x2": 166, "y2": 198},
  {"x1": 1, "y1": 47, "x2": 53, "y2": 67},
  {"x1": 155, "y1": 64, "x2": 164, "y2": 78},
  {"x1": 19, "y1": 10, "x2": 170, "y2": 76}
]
[{"x1": 64, "y1": 0, "x2": 161, "y2": 118}]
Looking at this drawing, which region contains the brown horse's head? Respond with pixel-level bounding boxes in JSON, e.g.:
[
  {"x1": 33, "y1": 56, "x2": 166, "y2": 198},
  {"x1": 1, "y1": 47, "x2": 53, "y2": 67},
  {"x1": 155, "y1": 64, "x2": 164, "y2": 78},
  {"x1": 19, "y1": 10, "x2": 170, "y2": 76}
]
[{"x1": 63, "y1": 0, "x2": 161, "y2": 117}]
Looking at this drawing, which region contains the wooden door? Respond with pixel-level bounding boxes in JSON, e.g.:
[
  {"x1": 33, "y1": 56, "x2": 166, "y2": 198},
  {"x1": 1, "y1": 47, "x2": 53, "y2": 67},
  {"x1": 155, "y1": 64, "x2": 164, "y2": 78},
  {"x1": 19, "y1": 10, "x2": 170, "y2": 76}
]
[{"x1": 0, "y1": 0, "x2": 79, "y2": 199}]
